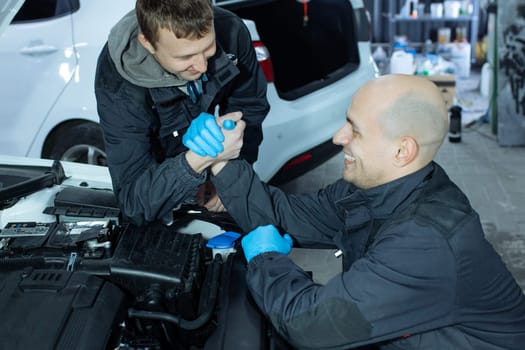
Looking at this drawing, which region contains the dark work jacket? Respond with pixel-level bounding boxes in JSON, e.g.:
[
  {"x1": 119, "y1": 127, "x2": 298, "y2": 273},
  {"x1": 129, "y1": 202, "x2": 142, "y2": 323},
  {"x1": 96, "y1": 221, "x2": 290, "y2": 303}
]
[
  {"x1": 211, "y1": 159, "x2": 525, "y2": 350},
  {"x1": 95, "y1": 8, "x2": 269, "y2": 225}
]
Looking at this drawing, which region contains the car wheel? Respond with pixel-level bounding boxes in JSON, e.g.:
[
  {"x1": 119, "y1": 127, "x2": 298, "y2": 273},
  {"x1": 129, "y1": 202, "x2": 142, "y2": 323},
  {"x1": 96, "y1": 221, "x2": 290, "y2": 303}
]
[{"x1": 43, "y1": 121, "x2": 107, "y2": 166}]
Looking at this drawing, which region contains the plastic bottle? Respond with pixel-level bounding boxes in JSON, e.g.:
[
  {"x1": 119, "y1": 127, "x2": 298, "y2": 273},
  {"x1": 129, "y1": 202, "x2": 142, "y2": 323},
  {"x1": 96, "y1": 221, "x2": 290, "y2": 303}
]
[
  {"x1": 480, "y1": 62, "x2": 492, "y2": 97},
  {"x1": 372, "y1": 46, "x2": 387, "y2": 74},
  {"x1": 450, "y1": 42, "x2": 471, "y2": 78},
  {"x1": 423, "y1": 39, "x2": 434, "y2": 55}
]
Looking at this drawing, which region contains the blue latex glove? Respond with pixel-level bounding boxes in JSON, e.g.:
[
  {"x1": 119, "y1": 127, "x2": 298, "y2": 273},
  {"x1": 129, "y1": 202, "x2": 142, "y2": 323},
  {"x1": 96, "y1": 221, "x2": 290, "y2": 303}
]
[
  {"x1": 241, "y1": 225, "x2": 293, "y2": 263},
  {"x1": 182, "y1": 112, "x2": 224, "y2": 157}
]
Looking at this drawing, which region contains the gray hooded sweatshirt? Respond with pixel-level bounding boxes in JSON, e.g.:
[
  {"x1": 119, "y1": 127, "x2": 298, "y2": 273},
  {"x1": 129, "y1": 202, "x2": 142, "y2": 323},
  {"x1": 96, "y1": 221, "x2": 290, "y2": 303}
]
[{"x1": 107, "y1": 10, "x2": 186, "y2": 89}]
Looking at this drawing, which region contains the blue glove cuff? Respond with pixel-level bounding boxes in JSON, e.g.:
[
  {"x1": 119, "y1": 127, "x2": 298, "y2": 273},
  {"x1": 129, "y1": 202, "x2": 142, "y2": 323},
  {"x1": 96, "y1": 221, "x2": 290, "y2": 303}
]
[{"x1": 241, "y1": 225, "x2": 293, "y2": 263}]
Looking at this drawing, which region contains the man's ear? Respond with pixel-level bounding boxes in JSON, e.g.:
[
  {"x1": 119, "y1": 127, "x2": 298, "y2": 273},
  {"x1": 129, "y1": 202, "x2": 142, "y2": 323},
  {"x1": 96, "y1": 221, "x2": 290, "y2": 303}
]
[
  {"x1": 138, "y1": 33, "x2": 156, "y2": 54},
  {"x1": 394, "y1": 136, "x2": 418, "y2": 167}
]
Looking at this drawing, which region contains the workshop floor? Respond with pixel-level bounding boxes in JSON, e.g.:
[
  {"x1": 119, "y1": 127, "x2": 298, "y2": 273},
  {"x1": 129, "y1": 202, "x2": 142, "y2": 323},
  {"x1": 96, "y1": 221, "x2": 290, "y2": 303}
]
[{"x1": 279, "y1": 68, "x2": 525, "y2": 291}]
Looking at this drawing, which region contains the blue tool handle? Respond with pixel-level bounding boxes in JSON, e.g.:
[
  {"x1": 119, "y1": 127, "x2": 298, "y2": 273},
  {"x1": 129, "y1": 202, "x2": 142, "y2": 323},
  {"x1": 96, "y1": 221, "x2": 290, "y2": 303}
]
[{"x1": 223, "y1": 119, "x2": 235, "y2": 130}]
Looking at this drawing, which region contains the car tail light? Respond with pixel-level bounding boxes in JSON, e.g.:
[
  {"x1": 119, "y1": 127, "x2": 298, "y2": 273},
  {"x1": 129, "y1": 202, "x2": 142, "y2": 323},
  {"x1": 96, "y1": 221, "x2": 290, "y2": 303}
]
[
  {"x1": 283, "y1": 153, "x2": 313, "y2": 171},
  {"x1": 253, "y1": 41, "x2": 274, "y2": 82},
  {"x1": 269, "y1": 141, "x2": 341, "y2": 186}
]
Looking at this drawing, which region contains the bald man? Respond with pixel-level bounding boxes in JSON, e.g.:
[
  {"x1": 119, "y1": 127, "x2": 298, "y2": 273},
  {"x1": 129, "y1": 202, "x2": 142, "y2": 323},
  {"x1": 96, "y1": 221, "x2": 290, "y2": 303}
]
[{"x1": 207, "y1": 75, "x2": 525, "y2": 349}]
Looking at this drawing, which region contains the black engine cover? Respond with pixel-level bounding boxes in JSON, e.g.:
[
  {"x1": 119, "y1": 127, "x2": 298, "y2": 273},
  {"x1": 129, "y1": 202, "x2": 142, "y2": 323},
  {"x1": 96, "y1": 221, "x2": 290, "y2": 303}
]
[{"x1": 0, "y1": 269, "x2": 125, "y2": 350}]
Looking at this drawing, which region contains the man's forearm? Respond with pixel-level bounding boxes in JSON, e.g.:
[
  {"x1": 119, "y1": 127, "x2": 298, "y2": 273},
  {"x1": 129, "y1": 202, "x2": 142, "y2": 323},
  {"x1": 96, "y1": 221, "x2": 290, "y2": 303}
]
[
  {"x1": 211, "y1": 160, "x2": 228, "y2": 175},
  {"x1": 185, "y1": 150, "x2": 216, "y2": 174}
]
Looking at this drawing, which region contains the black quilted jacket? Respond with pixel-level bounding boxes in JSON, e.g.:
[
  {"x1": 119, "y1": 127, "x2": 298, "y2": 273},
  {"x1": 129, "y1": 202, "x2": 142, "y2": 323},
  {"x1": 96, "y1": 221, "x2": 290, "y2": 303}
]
[
  {"x1": 212, "y1": 159, "x2": 525, "y2": 349},
  {"x1": 95, "y1": 8, "x2": 269, "y2": 225}
]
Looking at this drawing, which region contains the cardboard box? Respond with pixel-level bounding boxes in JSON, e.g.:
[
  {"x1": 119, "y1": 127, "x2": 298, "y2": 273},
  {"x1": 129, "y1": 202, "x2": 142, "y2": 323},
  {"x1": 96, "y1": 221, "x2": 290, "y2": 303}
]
[{"x1": 425, "y1": 74, "x2": 456, "y2": 107}]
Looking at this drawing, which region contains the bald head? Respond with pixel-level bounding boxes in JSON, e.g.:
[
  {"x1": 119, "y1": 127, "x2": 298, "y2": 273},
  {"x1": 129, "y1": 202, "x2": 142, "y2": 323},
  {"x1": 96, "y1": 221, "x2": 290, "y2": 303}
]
[
  {"x1": 333, "y1": 74, "x2": 449, "y2": 188},
  {"x1": 356, "y1": 74, "x2": 448, "y2": 163}
]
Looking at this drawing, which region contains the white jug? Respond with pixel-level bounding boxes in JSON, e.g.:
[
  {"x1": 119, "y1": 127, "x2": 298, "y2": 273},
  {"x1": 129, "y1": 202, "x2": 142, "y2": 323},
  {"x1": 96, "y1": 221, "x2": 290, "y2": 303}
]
[{"x1": 390, "y1": 50, "x2": 414, "y2": 75}]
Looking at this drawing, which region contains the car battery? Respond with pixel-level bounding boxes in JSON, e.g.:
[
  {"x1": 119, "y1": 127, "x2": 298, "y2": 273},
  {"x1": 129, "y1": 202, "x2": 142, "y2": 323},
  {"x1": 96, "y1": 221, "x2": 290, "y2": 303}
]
[{"x1": 0, "y1": 268, "x2": 125, "y2": 350}]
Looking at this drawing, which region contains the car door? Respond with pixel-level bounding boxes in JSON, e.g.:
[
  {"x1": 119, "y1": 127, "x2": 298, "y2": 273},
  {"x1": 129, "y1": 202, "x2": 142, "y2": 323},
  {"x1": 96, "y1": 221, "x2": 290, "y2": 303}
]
[{"x1": 0, "y1": 0, "x2": 78, "y2": 157}]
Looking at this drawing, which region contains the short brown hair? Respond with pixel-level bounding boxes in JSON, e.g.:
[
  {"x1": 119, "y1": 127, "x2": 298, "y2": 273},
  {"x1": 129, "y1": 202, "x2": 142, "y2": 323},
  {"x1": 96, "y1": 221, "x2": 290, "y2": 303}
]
[{"x1": 136, "y1": 0, "x2": 214, "y2": 47}]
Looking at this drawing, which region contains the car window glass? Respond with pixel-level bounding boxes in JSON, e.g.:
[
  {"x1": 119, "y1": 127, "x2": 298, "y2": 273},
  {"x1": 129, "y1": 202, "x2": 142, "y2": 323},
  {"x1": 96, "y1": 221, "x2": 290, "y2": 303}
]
[{"x1": 11, "y1": 0, "x2": 79, "y2": 23}]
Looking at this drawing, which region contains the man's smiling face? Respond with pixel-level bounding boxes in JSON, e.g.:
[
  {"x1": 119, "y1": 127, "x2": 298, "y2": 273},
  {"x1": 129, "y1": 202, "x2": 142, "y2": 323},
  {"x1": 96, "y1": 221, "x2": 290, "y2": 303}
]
[{"x1": 332, "y1": 88, "x2": 398, "y2": 189}]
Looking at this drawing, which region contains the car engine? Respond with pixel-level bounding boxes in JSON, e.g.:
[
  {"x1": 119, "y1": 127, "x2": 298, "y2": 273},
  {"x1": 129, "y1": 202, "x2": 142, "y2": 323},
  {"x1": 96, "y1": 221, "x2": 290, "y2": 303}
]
[{"x1": 0, "y1": 184, "x2": 285, "y2": 349}]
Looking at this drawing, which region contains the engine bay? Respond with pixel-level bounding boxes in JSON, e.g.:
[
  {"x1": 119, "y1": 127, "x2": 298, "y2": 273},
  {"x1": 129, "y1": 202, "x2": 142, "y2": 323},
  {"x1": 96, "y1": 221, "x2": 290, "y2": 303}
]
[{"x1": 0, "y1": 161, "x2": 284, "y2": 349}]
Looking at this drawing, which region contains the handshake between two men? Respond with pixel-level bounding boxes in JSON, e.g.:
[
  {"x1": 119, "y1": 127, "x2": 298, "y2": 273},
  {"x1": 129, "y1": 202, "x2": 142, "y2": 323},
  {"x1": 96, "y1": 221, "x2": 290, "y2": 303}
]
[
  {"x1": 182, "y1": 111, "x2": 244, "y2": 213},
  {"x1": 182, "y1": 111, "x2": 292, "y2": 263},
  {"x1": 183, "y1": 111, "x2": 245, "y2": 176}
]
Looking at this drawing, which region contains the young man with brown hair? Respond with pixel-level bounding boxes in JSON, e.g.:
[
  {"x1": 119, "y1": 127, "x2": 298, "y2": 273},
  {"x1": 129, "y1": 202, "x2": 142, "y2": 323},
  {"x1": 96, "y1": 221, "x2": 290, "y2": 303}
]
[{"x1": 95, "y1": 0, "x2": 269, "y2": 225}]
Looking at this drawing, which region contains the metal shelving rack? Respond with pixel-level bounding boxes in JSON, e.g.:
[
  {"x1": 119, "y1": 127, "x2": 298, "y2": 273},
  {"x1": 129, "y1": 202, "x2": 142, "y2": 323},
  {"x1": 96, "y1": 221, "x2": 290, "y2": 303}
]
[{"x1": 386, "y1": 1, "x2": 480, "y2": 62}]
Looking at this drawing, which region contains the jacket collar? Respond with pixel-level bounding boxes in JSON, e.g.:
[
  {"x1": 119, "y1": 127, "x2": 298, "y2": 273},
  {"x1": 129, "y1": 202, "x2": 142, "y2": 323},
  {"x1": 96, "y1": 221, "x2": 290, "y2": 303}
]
[
  {"x1": 148, "y1": 46, "x2": 239, "y2": 108},
  {"x1": 199, "y1": 45, "x2": 239, "y2": 109},
  {"x1": 336, "y1": 163, "x2": 435, "y2": 221}
]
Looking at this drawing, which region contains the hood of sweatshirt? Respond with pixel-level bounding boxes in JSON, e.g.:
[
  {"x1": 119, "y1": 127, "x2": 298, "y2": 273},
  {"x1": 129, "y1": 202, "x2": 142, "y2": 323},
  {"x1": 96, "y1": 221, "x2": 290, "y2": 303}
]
[{"x1": 107, "y1": 10, "x2": 186, "y2": 88}]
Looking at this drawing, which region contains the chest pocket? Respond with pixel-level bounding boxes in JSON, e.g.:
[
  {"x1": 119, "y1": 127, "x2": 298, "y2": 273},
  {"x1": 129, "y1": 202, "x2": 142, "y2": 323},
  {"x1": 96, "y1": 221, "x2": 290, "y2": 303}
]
[{"x1": 149, "y1": 88, "x2": 203, "y2": 159}]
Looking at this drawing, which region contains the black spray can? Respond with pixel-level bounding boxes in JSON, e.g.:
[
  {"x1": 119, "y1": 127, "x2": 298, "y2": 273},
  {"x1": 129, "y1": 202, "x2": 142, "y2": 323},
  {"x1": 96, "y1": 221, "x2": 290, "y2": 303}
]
[{"x1": 448, "y1": 105, "x2": 462, "y2": 143}]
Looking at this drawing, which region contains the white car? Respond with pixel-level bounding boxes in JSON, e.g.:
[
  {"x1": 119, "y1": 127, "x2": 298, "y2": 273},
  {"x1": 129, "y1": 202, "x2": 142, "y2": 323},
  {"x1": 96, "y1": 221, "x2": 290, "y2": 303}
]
[{"x1": 0, "y1": 0, "x2": 377, "y2": 184}]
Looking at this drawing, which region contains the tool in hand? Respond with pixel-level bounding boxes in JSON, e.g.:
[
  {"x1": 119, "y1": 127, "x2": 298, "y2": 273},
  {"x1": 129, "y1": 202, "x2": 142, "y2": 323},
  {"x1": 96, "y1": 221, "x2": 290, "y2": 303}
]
[{"x1": 223, "y1": 119, "x2": 236, "y2": 130}]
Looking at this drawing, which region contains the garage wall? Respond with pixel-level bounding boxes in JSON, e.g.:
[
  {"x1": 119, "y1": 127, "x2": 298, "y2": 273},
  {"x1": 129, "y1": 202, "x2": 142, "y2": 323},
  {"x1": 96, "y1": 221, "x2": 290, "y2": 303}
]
[{"x1": 497, "y1": 0, "x2": 525, "y2": 146}]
